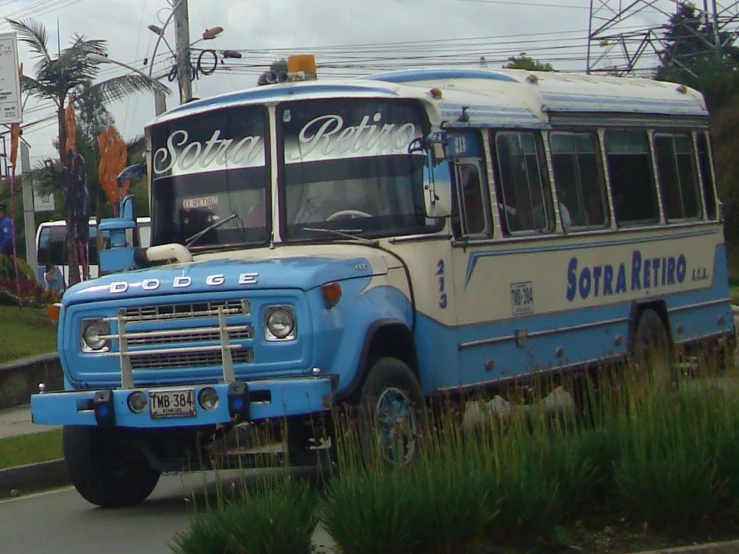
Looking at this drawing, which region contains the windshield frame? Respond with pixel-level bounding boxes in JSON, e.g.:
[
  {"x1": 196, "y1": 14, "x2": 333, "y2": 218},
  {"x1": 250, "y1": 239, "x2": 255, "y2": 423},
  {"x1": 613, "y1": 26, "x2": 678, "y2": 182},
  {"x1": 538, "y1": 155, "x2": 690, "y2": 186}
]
[
  {"x1": 148, "y1": 104, "x2": 273, "y2": 252},
  {"x1": 275, "y1": 97, "x2": 443, "y2": 244}
]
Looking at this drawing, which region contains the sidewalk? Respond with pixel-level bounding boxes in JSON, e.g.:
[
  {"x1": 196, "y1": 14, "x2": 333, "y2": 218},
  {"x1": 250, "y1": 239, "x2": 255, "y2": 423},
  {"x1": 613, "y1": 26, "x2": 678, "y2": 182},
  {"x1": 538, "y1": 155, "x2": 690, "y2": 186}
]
[{"x1": 0, "y1": 404, "x2": 57, "y2": 440}]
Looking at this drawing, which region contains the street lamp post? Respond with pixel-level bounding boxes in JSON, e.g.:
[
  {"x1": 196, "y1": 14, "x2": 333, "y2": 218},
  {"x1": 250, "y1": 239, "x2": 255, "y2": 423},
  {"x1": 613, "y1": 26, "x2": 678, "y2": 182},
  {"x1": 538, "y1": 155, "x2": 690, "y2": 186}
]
[
  {"x1": 146, "y1": 1, "x2": 224, "y2": 106},
  {"x1": 87, "y1": 54, "x2": 171, "y2": 116}
]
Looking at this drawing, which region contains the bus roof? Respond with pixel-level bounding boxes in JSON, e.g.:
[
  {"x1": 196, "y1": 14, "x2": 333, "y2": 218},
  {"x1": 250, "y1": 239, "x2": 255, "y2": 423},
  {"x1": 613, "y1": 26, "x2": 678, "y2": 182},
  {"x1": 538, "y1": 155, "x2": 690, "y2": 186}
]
[{"x1": 150, "y1": 67, "x2": 708, "y2": 129}]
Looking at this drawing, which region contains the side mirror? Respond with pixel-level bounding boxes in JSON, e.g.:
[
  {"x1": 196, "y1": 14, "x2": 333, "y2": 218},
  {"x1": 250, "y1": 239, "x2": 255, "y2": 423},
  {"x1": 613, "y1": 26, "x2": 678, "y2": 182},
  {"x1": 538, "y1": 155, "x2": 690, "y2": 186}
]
[
  {"x1": 415, "y1": 132, "x2": 452, "y2": 219},
  {"x1": 98, "y1": 215, "x2": 138, "y2": 275},
  {"x1": 121, "y1": 195, "x2": 136, "y2": 221},
  {"x1": 423, "y1": 155, "x2": 452, "y2": 219},
  {"x1": 98, "y1": 192, "x2": 142, "y2": 276}
]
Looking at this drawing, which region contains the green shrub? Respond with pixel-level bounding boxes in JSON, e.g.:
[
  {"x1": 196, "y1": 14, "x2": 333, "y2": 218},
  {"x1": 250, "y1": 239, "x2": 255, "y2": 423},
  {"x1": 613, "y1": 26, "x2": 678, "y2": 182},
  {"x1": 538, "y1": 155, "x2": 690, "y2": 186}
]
[
  {"x1": 171, "y1": 361, "x2": 739, "y2": 552},
  {"x1": 612, "y1": 390, "x2": 726, "y2": 527},
  {"x1": 320, "y1": 408, "x2": 493, "y2": 554},
  {"x1": 710, "y1": 392, "x2": 739, "y2": 500},
  {"x1": 170, "y1": 476, "x2": 317, "y2": 554},
  {"x1": 407, "y1": 430, "x2": 495, "y2": 553},
  {"x1": 320, "y1": 463, "x2": 421, "y2": 554},
  {"x1": 484, "y1": 410, "x2": 598, "y2": 535}
]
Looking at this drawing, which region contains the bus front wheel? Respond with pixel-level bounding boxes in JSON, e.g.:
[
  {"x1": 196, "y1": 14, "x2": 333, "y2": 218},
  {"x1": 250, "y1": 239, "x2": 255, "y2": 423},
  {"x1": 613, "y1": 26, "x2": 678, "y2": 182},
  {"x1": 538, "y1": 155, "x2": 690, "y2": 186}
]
[
  {"x1": 357, "y1": 356, "x2": 426, "y2": 466},
  {"x1": 63, "y1": 425, "x2": 160, "y2": 508}
]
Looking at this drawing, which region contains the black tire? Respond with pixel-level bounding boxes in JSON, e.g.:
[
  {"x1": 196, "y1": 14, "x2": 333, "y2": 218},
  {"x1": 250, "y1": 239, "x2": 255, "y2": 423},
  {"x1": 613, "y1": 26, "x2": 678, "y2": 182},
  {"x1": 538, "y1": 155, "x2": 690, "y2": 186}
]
[
  {"x1": 356, "y1": 356, "x2": 427, "y2": 465},
  {"x1": 631, "y1": 308, "x2": 675, "y2": 388},
  {"x1": 63, "y1": 426, "x2": 161, "y2": 508}
]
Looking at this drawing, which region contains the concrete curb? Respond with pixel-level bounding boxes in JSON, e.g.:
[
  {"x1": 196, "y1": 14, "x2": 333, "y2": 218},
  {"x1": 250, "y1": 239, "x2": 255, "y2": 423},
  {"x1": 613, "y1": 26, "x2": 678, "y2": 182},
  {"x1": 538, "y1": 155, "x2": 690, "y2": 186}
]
[
  {"x1": 0, "y1": 352, "x2": 62, "y2": 410},
  {"x1": 0, "y1": 458, "x2": 69, "y2": 499},
  {"x1": 630, "y1": 540, "x2": 739, "y2": 553}
]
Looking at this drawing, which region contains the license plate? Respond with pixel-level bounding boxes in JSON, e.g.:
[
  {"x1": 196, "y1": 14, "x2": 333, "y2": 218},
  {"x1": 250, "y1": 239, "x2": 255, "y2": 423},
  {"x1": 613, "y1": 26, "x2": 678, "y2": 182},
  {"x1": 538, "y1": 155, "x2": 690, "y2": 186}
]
[
  {"x1": 149, "y1": 389, "x2": 196, "y2": 419},
  {"x1": 510, "y1": 281, "x2": 535, "y2": 316}
]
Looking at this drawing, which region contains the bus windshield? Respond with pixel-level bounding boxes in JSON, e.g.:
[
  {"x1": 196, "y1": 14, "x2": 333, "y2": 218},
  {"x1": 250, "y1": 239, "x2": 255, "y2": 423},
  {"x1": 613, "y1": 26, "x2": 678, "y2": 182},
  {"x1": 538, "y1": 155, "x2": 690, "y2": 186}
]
[
  {"x1": 279, "y1": 99, "x2": 439, "y2": 241},
  {"x1": 149, "y1": 105, "x2": 270, "y2": 250}
]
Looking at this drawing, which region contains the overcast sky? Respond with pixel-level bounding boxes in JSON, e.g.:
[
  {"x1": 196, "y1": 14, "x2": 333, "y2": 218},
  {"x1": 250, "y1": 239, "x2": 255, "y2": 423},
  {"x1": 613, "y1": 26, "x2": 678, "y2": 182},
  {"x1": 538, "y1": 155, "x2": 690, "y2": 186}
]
[{"x1": 0, "y1": 0, "x2": 695, "y2": 166}]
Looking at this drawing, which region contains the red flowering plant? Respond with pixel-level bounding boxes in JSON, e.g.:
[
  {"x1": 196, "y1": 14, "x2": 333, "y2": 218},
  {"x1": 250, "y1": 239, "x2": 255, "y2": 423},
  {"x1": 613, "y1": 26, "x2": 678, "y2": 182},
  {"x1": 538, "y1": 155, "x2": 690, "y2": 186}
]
[{"x1": 0, "y1": 276, "x2": 61, "y2": 307}]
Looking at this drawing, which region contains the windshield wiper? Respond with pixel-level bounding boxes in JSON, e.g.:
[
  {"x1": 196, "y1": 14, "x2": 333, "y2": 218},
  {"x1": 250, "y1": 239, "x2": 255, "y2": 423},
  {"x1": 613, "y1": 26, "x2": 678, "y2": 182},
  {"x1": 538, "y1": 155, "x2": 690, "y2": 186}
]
[
  {"x1": 185, "y1": 212, "x2": 239, "y2": 248},
  {"x1": 303, "y1": 226, "x2": 379, "y2": 246}
]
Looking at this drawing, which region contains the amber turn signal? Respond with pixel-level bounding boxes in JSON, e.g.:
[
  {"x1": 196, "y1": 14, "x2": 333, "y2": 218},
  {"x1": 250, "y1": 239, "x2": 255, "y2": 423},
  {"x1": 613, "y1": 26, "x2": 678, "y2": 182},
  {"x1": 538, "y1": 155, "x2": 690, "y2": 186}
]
[
  {"x1": 321, "y1": 282, "x2": 342, "y2": 309},
  {"x1": 48, "y1": 302, "x2": 62, "y2": 322}
]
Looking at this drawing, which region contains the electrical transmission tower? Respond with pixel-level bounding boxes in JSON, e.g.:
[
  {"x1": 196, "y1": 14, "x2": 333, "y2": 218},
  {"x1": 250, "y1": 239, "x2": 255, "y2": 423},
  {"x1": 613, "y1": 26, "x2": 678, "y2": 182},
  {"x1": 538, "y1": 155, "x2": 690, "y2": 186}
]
[{"x1": 587, "y1": 0, "x2": 739, "y2": 76}]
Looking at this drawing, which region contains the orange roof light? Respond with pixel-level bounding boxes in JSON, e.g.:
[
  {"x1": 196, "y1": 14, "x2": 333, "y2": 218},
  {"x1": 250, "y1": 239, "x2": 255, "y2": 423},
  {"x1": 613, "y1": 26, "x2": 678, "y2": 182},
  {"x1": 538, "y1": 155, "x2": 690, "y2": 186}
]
[{"x1": 288, "y1": 54, "x2": 317, "y2": 80}]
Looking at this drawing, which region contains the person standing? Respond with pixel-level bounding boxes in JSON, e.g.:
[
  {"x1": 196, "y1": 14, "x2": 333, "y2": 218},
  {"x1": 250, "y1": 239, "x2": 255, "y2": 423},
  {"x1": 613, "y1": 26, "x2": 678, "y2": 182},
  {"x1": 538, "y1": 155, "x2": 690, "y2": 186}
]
[
  {"x1": 0, "y1": 203, "x2": 14, "y2": 258},
  {"x1": 43, "y1": 263, "x2": 65, "y2": 292}
]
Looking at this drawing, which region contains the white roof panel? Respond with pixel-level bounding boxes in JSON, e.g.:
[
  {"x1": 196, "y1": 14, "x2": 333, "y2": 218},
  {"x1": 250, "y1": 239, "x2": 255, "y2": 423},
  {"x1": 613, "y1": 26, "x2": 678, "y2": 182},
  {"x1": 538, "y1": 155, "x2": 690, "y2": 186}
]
[{"x1": 149, "y1": 67, "x2": 708, "y2": 131}]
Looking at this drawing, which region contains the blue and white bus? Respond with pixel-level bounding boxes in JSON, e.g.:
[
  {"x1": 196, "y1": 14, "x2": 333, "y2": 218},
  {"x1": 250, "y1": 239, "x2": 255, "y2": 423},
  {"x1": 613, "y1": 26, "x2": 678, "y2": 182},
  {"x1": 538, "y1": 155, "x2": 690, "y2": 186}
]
[{"x1": 30, "y1": 58, "x2": 735, "y2": 507}]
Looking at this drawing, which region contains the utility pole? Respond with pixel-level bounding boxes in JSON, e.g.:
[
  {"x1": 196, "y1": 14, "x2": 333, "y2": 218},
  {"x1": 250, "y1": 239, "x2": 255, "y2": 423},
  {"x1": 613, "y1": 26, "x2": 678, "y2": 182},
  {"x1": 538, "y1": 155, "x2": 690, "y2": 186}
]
[
  {"x1": 173, "y1": 0, "x2": 192, "y2": 105},
  {"x1": 154, "y1": 89, "x2": 167, "y2": 116},
  {"x1": 20, "y1": 142, "x2": 37, "y2": 276},
  {"x1": 711, "y1": 0, "x2": 723, "y2": 64},
  {"x1": 587, "y1": 0, "x2": 739, "y2": 75}
]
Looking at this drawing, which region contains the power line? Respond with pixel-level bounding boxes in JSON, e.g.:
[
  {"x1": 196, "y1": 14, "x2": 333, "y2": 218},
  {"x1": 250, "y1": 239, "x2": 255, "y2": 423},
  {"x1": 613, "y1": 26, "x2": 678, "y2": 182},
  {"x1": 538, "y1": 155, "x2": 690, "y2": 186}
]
[{"x1": 459, "y1": 0, "x2": 591, "y2": 9}]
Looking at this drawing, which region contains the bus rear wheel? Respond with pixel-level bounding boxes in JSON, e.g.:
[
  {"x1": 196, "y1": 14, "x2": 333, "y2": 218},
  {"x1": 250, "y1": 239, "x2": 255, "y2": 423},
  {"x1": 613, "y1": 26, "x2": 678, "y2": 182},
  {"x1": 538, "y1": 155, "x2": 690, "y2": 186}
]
[
  {"x1": 631, "y1": 308, "x2": 675, "y2": 389},
  {"x1": 63, "y1": 425, "x2": 161, "y2": 508}
]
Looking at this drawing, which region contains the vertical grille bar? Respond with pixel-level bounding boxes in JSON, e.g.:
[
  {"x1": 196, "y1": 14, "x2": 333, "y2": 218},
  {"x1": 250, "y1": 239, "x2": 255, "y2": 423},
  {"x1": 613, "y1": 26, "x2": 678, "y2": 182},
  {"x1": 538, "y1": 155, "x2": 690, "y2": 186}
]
[
  {"x1": 219, "y1": 306, "x2": 235, "y2": 383},
  {"x1": 118, "y1": 311, "x2": 134, "y2": 389}
]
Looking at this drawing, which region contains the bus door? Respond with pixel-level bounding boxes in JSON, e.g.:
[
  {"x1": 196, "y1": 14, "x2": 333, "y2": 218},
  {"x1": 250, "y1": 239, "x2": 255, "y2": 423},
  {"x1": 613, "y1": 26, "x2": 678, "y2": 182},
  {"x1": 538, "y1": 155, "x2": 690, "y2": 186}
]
[
  {"x1": 450, "y1": 130, "x2": 561, "y2": 387},
  {"x1": 445, "y1": 131, "x2": 499, "y2": 388}
]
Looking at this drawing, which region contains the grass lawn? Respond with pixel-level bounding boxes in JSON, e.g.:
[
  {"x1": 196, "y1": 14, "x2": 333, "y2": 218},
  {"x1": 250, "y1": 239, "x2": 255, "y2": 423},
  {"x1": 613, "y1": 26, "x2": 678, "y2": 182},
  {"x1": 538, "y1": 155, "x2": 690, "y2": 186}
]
[
  {"x1": 0, "y1": 429, "x2": 62, "y2": 470},
  {"x1": 0, "y1": 305, "x2": 57, "y2": 364}
]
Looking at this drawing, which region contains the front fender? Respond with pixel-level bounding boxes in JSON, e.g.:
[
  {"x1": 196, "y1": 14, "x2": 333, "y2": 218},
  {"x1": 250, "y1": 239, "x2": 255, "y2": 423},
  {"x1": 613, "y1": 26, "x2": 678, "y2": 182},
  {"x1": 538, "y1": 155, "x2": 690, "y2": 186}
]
[{"x1": 308, "y1": 277, "x2": 413, "y2": 397}]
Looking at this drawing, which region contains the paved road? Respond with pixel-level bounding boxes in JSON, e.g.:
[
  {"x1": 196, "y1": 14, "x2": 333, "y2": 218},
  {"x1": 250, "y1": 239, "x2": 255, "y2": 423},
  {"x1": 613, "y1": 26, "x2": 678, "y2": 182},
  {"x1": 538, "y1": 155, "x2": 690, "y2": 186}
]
[{"x1": 0, "y1": 470, "x2": 336, "y2": 554}]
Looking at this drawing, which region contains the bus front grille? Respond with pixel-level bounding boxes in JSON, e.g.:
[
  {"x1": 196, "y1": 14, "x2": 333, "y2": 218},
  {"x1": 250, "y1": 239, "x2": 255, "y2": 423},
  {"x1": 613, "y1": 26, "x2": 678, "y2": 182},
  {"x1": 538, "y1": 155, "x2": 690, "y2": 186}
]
[
  {"x1": 130, "y1": 348, "x2": 255, "y2": 370},
  {"x1": 120, "y1": 299, "x2": 250, "y2": 323}
]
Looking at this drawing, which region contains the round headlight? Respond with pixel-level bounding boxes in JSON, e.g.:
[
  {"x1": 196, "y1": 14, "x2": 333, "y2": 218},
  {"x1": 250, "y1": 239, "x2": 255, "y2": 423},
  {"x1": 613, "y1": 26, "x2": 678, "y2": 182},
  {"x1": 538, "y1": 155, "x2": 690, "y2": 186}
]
[
  {"x1": 127, "y1": 391, "x2": 147, "y2": 414},
  {"x1": 266, "y1": 308, "x2": 295, "y2": 339},
  {"x1": 82, "y1": 320, "x2": 110, "y2": 351},
  {"x1": 198, "y1": 387, "x2": 219, "y2": 411}
]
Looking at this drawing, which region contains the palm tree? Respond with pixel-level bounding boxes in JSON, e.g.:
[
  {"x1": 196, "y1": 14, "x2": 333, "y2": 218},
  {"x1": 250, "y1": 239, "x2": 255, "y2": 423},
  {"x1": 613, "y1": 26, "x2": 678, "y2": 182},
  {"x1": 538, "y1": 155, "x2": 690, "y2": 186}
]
[{"x1": 8, "y1": 17, "x2": 168, "y2": 285}]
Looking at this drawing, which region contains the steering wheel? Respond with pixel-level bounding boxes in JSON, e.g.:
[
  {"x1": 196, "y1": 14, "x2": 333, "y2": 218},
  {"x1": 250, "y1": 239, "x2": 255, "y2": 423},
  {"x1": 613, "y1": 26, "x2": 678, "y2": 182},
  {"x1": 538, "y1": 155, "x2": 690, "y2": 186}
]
[{"x1": 326, "y1": 209, "x2": 372, "y2": 221}]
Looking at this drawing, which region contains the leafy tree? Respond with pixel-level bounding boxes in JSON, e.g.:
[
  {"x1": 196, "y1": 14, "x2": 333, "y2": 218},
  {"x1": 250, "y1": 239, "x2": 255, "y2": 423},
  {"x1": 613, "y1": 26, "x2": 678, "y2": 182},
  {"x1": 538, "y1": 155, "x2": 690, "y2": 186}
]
[
  {"x1": 8, "y1": 17, "x2": 167, "y2": 285},
  {"x1": 257, "y1": 59, "x2": 288, "y2": 86},
  {"x1": 654, "y1": 2, "x2": 739, "y2": 110},
  {"x1": 503, "y1": 53, "x2": 554, "y2": 72}
]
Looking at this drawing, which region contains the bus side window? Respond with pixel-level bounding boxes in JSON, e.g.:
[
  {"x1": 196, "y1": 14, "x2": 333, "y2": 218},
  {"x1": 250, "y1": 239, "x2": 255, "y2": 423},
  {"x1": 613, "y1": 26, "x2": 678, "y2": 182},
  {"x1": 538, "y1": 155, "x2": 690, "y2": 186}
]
[
  {"x1": 697, "y1": 133, "x2": 718, "y2": 221},
  {"x1": 654, "y1": 133, "x2": 701, "y2": 222},
  {"x1": 37, "y1": 227, "x2": 51, "y2": 265},
  {"x1": 493, "y1": 131, "x2": 553, "y2": 234},
  {"x1": 604, "y1": 131, "x2": 659, "y2": 226},
  {"x1": 41, "y1": 226, "x2": 68, "y2": 266},
  {"x1": 452, "y1": 162, "x2": 490, "y2": 238},
  {"x1": 88, "y1": 226, "x2": 99, "y2": 265},
  {"x1": 549, "y1": 132, "x2": 608, "y2": 230},
  {"x1": 139, "y1": 224, "x2": 152, "y2": 248}
]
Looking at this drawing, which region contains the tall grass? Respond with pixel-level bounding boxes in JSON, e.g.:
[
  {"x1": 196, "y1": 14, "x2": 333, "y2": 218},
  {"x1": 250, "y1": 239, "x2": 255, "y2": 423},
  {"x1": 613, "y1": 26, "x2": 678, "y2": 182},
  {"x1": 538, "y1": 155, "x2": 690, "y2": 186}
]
[
  {"x1": 320, "y1": 359, "x2": 739, "y2": 551},
  {"x1": 320, "y1": 405, "x2": 494, "y2": 554},
  {"x1": 611, "y1": 391, "x2": 725, "y2": 527},
  {"x1": 172, "y1": 352, "x2": 739, "y2": 552},
  {"x1": 171, "y1": 420, "x2": 318, "y2": 554},
  {"x1": 170, "y1": 475, "x2": 318, "y2": 554}
]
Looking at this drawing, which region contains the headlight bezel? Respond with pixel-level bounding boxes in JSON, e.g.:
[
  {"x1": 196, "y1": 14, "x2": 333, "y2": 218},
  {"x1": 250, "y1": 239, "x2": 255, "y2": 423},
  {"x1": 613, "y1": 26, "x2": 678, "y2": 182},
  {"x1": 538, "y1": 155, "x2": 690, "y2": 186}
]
[
  {"x1": 80, "y1": 318, "x2": 111, "y2": 353},
  {"x1": 263, "y1": 305, "x2": 297, "y2": 341}
]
